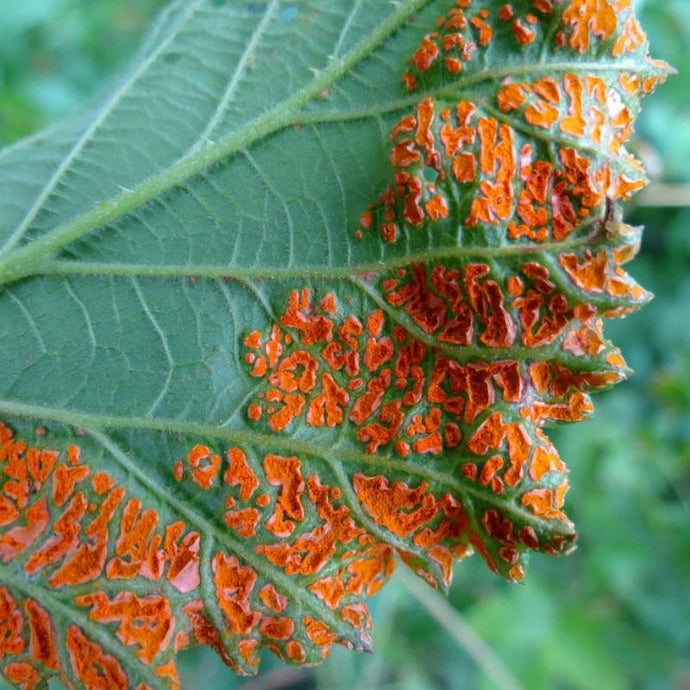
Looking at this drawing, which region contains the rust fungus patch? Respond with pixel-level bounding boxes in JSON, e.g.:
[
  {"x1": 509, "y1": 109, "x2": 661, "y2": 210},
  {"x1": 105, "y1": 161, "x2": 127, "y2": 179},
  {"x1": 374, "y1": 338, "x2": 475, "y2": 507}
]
[
  {"x1": 356, "y1": 0, "x2": 667, "y2": 247},
  {"x1": 238, "y1": 0, "x2": 661, "y2": 663},
  {"x1": 0, "y1": 0, "x2": 670, "y2": 682},
  {"x1": 0, "y1": 421, "x2": 411, "y2": 677}
]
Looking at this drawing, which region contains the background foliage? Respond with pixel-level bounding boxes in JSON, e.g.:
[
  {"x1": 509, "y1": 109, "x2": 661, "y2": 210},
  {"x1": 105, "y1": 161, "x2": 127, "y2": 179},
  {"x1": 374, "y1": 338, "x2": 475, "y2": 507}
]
[{"x1": 0, "y1": 0, "x2": 687, "y2": 688}]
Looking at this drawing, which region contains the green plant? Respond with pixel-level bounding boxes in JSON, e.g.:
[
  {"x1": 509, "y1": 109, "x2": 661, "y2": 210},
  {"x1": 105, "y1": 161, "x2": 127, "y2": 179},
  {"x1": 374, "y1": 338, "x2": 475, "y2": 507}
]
[{"x1": 0, "y1": 1, "x2": 671, "y2": 687}]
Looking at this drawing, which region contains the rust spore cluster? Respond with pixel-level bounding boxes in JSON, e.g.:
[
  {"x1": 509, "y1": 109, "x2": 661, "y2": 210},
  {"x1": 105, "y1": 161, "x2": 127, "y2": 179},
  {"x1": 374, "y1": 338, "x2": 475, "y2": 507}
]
[
  {"x1": 357, "y1": 0, "x2": 667, "y2": 247},
  {"x1": 0, "y1": 422, "x2": 401, "y2": 683},
  {"x1": 0, "y1": 0, "x2": 670, "y2": 685},
  {"x1": 238, "y1": 0, "x2": 665, "y2": 672},
  {"x1": 0, "y1": 423, "x2": 186, "y2": 688}
]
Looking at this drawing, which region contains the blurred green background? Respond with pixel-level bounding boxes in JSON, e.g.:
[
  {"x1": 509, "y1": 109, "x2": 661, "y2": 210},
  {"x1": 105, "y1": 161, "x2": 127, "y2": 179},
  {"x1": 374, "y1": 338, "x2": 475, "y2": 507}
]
[{"x1": 0, "y1": 1, "x2": 688, "y2": 688}]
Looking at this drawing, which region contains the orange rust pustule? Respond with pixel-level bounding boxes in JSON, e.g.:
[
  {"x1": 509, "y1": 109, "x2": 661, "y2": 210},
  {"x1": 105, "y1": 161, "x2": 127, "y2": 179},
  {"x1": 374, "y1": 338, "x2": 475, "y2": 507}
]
[
  {"x1": 466, "y1": 412, "x2": 532, "y2": 491},
  {"x1": 303, "y1": 617, "x2": 337, "y2": 658},
  {"x1": 162, "y1": 522, "x2": 201, "y2": 593},
  {"x1": 467, "y1": 118, "x2": 517, "y2": 228},
  {"x1": 224, "y1": 447, "x2": 259, "y2": 501},
  {"x1": 259, "y1": 584, "x2": 288, "y2": 613},
  {"x1": 25, "y1": 599, "x2": 60, "y2": 670},
  {"x1": 52, "y1": 463, "x2": 90, "y2": 506},
  {"x1": 513, "y1": 19, "x2": 536, "y2": 45},
  {"x1": 260, "y1": 617, "x2": 295, "y2": 641},
  {"x1": 66, "y1": 625, "x2": 128, "y2": 689},
  {"x1": 286, "y1": 640, "x2": 307, "y2": 663},
  {"x1": 410, "y1": 35, "x2": 440, "y2": 72},
  {"x1": 281, "y1": 289, "x2": 333, "y2": 345},
  {"x1": 182, "y1": 599, "x2": 242, "y2": 673},
  {"x1": 48, "y1": 486, "x2": 126, "y2": 587},
  {"x1": 521, "y1": 485, "x2": 570, "y2": 521},
  {"x1": 263, "y1": 454, "x2": 305, "y2": 538},
  {"x1": 105, "y1": 498, "x2": 163, "y2": 581},
  {"x1": 0, "y1": 497, "x2": 50, "y2": 563},
  {"x1": 212, "y1": 553, "x2": 259, "y2": 636},
  {"x1": 23, "y1": 492, "x2": 88, "y2": 575},
  {"x1": 75, "y1": 591, "x2": 175, "y2": 665},
  {"x1": 3, "y1": 662, "x2": 42, "y2": 689},
  {"x1": 186, "y1": 444, "x2": 222, "y2": 490},
  {"x1": 256, "y1": 475, "x2": 363, "y2": 577},
  {"x1": 612, "y1": 15, "x2": 646, "y2": 57},
  {"x1": 345, "y1": 542, "x2": 396, "y2": 597},
  {"x1": 224, "y1": 507, "x2": 260, "y2": 538},
  {"x1": 0, "y1": 586, "x2": 25, "y2": 659},
  {"x1": 562, "y1": 0, "x2": 618, "y2": 53},
  {"x1": 353, "y1": 475, "x2": 437, "y2": 537},
  {"x1": 307, "y1": 372, "x2": 349, "y2": 427}
]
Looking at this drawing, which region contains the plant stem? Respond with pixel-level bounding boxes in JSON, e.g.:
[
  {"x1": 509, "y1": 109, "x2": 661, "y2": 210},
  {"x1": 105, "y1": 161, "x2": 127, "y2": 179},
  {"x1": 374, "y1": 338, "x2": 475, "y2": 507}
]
[{"x1": 397, "y1": 568, "x2": 523, "y2": 690}]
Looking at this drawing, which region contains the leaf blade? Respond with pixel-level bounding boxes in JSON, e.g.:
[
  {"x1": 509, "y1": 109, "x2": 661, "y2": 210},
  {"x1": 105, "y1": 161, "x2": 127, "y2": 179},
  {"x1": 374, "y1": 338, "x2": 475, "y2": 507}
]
[{"x1": 0, "y1": 0, "x2": 670, "y2": 686}]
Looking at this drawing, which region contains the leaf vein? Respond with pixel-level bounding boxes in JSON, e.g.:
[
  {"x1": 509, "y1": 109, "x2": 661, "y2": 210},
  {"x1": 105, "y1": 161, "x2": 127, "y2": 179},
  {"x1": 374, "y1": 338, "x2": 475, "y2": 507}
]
[{"x1": 0, "y1": 0, "x2": 205, "y2": 259}]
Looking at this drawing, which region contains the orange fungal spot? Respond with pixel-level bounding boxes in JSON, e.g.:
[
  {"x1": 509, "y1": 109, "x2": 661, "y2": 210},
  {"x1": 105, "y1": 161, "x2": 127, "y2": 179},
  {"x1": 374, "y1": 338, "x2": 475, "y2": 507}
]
[
  {"x1": 0, "y1": 586, "x2": 25, "y2": 658},
  {"x1": 264, "y1": 454, "x2": 305, "y2": 537},
  {"x1": 259, "y1": 584, "x2": 288, "y2": 613},
  {"x1": 212, "y1": 553, "x2": 259, "y2": 635},
  {"x1": 513, "y1": 19, "x2": 536, "y2": 45},
  {"x1": 224, "y1": 447, "x2": 259, "y2": 501},
  {"x1": 66, "y1": 626, "x2": 128, "y2": 689},
  {"x1": 562, "y1": 0, "x2": 617, "y2": 53},
  {"x1": 186, "y1": 444, "x2": 221, "y2": 490},
  {"x1": 76, "y1": 591, "x2": 174, "y2": 665},
  {"x1": 353, "y1": 475, "x2": 437, "y2": 537},
  {"x1": 410, "y1": 35, "x2": 440, "y2": 72},
  {"x1": 25, "y1": 599, "x2": 60, "y2": 670},
  {"x1": 4, "y1": 662, "x2": 41, "y2": 689},
  {"x1": 224, "y1": 507, "x2": 260, "y2": 537}
]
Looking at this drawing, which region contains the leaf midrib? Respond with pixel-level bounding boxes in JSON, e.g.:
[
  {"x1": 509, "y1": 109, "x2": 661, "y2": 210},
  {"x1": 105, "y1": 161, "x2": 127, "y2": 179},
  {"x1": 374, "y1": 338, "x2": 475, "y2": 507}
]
[
  {"x1": 0, "y1": 0, "x2": 433, "y2": 287},
  {"x1": 0, "y1": 11, "x2": 654, "y2": 292},
  {"x1": 28, "y1": 218, "x2": 603, "y2": 278},
  {"x1": 0, "y1": 398, "x2": 575, "y2": 538}
]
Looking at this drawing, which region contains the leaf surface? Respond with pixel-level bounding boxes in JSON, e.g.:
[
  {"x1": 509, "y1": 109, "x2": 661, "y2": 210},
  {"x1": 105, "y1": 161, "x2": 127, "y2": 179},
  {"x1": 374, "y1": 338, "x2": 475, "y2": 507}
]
[{"x1": 0, "y1": 0, "x2": 669, "y2": 686}]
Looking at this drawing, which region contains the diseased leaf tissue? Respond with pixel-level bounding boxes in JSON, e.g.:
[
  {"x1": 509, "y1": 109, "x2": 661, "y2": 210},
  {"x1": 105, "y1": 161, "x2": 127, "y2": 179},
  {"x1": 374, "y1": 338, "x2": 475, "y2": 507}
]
[{"x1": 0, "y1": 0, "x2": 670, "y2": 687}]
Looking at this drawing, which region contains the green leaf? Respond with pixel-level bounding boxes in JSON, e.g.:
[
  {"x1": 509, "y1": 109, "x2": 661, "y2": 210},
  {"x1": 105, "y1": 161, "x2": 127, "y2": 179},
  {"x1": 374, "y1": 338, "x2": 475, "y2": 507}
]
[{"x1": 0, "y1": 0, "x2": 670, "y2": 686}]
